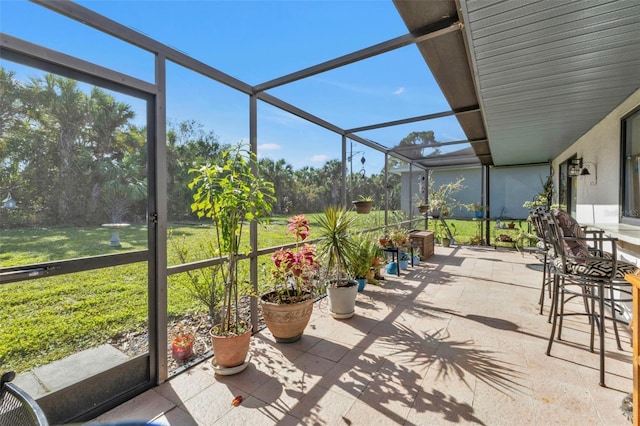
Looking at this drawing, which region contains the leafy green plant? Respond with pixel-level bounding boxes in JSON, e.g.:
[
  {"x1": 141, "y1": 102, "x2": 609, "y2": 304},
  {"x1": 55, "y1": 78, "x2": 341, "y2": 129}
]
[
  {"x1": 267, "y1": 214, "x2": 320, "y2": 303},
  {"x1": 169, "y1": 231, "x2": 225, "y2": 323},
  {"x1": 316, "y1": 206, "x2": 358, "y2": 286},
  {"x1": 349, "y1": 232, "x2": 379, "y2": 279},
  {"x1": 428, "y1": 171, "x2": 466, "y2": 215},
  {"x1": 188, "y1": 143, "x2": 275, "y2": 336}
]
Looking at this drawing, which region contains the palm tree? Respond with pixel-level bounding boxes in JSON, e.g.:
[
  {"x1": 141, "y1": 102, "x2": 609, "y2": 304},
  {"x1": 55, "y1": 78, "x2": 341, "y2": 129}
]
[{"x1": 259, "y1": 157, "x2": 294, "y2": 214}]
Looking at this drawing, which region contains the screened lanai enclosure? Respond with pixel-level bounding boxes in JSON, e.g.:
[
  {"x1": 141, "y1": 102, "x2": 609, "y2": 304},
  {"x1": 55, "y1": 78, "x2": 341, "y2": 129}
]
[{"x1": 1, "y1": 0, "x2": 639, "y2": 423}]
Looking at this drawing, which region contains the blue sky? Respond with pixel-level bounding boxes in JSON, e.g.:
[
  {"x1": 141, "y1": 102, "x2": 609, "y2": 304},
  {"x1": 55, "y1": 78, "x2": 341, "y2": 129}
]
[{"x1": 0, "y1": 0, "x2": 465, "y2": 175}]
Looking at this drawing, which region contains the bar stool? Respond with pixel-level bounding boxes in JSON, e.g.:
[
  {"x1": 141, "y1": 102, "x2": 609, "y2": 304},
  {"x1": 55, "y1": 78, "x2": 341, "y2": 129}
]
[
  {"x1": 543, "y1": 211, "x2": 635, "y2": 386},
  {"x1": 530, "y1": 207, "x2": 555, "y2": 317}
]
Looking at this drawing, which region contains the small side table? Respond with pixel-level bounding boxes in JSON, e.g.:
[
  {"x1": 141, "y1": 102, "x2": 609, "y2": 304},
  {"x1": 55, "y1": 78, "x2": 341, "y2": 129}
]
[
  {"x1": 382, "y1": 246, "x2": 416, "y2": 276},
  {"x1": 382, "y1": 247, "x2": 400, "y2": 276}
]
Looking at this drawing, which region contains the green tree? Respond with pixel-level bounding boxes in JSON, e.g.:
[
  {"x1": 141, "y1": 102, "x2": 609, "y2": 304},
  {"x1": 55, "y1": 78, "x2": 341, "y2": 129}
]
[
  {"x1": 259, "y1": 157, "x2": 294, "y2": 214},
  {"x1": 167, "y1": 120, "x2": 224, "y2": 221}
]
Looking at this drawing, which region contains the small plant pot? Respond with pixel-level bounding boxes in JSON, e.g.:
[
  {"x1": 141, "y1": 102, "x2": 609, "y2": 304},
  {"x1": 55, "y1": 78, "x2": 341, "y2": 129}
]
[
  {"x1": 171, "y1": 342, "x2": 193, "y2": 361},
  {"x1": 418, "y1": 205, "x2": 429, "y2": 214},
  {"x1": 386, "y1": 262, "x2": 398, "y2": 275},
  {"x1": 508, "y1": 223, "x2": 516, "y2": 229},
  {"x1": 356, "y1": 278, "x2": 366, "y2": 292},
  {"x1": 474, "y1": 210, "x2": 484, "y2": 218}
]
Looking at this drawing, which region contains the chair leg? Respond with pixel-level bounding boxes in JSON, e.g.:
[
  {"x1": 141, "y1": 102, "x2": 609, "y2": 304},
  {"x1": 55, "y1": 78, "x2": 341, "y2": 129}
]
[
  {"x1": 607, "y1": 285, "x2": 623, "y2": 350},
  {"x1": 590, "y1": 287, "x2": 596, "y2": 353},
  {"x1": 539, "y1": 254, "x2": 548, "y2": 312},
  {"x1": 546, "y1": 274, "x2": 560, "y2": 356},
  {"x1": 547, "y1": 269, "x2": 556, "y2": 323},
  {"x1": 581, "y1": 285, "x2": 592, "y2": 321},
  {"x1": 557, "y1": 277, "x2": 567, "y2": 341},
  {"x1": 598, "y1": 282, "x2": 606, "y2": 387}
]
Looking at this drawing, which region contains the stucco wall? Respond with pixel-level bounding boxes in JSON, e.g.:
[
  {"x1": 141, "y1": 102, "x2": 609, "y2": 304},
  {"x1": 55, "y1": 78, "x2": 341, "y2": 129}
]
[{"x1": 554, "y1": 88, "x2": 640, "y2": 225}]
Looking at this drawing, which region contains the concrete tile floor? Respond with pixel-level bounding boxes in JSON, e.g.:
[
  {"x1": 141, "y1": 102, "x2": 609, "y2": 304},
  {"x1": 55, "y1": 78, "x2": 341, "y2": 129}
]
[{"x1": 90, "y1": 246, "x2": 633, "y2": 425}]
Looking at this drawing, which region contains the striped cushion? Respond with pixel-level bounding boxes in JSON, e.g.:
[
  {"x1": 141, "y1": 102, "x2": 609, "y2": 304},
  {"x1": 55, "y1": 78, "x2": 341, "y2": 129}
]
[{"x1": 554, "y1": 258, "x2": 636, "y2": 278}]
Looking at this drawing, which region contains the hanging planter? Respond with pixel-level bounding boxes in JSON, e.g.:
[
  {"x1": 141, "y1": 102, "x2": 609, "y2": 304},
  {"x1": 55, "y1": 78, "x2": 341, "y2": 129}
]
[{"x1": 353, "y1": 200, "x2": 372, "y2": 214}]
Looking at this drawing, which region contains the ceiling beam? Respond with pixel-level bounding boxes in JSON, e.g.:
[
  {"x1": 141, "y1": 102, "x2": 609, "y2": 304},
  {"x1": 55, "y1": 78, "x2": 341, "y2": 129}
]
[
  {"x1": 254, "y1": 17, "x2": 461, "y2": 93},
  {"x1": 345, "y1": 105, "x2": 479, "y2": 134},
  {"x1": 392, "y1": 138, "x2": 488, "y2": 153}
]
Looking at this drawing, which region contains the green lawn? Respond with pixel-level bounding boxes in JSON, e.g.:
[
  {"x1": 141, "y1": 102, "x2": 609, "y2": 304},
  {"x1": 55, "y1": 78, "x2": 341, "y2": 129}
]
[{"x1": 0, "y1": 211, "x2": 512, "y2": 373}]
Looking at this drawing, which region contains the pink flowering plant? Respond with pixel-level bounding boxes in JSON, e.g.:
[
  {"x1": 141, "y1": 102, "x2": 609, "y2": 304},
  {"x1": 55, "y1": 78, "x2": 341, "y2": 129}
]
[{"x1": 268, "y1": 215, "x2": 320, "y2": 303}]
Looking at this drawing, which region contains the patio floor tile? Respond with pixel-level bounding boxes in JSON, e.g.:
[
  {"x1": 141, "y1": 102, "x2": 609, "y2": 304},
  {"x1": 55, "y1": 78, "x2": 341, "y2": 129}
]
[{"x1": 91, "y1": 246, "x2": 633, "y2": 425}]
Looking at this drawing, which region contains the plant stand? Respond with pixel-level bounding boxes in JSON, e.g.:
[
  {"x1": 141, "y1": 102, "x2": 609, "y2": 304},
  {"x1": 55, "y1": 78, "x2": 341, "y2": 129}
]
[{"x1": 211, "y1": 354, "x2": 252, "y2": 376}]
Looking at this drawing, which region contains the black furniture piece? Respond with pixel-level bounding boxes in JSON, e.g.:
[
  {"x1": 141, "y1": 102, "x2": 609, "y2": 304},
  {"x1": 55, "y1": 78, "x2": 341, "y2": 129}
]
[
  {"x1": 0, "y1": 371, "x2": 49, "y2": 426},
  {"x1": 382, "y1": 246, "x2": 416, "y2": 277}
]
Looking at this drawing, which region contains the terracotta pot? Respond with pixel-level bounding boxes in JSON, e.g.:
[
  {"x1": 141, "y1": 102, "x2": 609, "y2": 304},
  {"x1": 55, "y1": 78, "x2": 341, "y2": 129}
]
[
  {"x1": 260, "y1": 294, "x2": 314, "y2": 343},
  {"x1": 353, "y1": 200, "x2": 373, "y2": 214},
  {"x1": 210, "y1": 323, "x2": 252, "y2": 368},
  {"x1": 418, "y1": 205, "x2": 429, "y2": 213}
]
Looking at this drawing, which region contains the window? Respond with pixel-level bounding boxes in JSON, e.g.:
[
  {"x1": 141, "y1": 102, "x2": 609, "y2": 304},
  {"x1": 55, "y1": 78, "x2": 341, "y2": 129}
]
[{"x1": 622, "y1": 107, "x2": 640, "y2": 222}]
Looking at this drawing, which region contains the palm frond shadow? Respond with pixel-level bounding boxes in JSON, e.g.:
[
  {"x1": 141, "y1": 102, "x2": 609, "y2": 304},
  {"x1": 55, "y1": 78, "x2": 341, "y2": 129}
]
[{"x1": 377, "y1": 324, "x2": 526, "y2": 396}]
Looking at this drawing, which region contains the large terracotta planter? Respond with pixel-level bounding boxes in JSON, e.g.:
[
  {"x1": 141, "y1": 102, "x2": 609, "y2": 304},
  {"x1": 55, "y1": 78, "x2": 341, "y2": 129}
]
[
  {"x1": 260, "y1": 294, "x2": 314, "y2": 343},
  {"x1": 210, "y1": 323, "x2": 252, "y2": 369}
]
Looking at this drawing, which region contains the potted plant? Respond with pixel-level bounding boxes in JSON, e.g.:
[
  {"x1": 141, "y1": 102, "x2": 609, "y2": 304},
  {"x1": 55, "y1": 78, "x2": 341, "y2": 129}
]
[
  {"x1": 260, "y1": 214, "x2": 320, "y2": 343},
  {"x1": 427, "y1": 172, "x2": 466, "y2": 217},
  {"x1": 435, "y1": 222, "x2": 456, "y2": 247},
  {"x1": 350, "y1": 233, "x2": 379, "y2": 292},
  {"x1": 170, "y1": 321, "x2": 195, "y2": 361},
  {"x1": 468, "y1": 202, "x2": 485, "y2": 218},
  {"x1": 352, "y1": 195, "x2": 373, "y2": 214},
  {"x1": 317, "y1": 206, "x2": 359, "y2": 319},
  {"x1": 189, "y1": 143, "x2": 275, "y2": 372},
  {"x1": 414, "y1": 194, "x2": 430, "y2": 214},
  {"x1": 388, "y1": 227, "x2": 409, "y2": 248},
  {"x1": 398, "y1": 251, "x2": 411, "y2": 270}
]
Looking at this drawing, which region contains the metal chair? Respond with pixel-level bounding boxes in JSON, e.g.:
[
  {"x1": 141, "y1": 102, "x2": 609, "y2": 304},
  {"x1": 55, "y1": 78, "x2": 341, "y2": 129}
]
[
  {"x1": 543, "y1": 211, "x2": 634, "y2": 386},
  {"x1": 0, "y1": 371, "x2": 49, "y2": 426},
  {"x1": 530, "y1": 207, "x2": 555, "y2": 317}
]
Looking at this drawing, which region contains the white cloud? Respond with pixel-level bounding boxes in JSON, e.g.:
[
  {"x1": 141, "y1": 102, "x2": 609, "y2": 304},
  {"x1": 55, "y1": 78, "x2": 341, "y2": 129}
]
[
  {"x1": 310, "y1": 154, "x2": 330, "y2": 163},
  {"x1": 259, "y1": 143, "x2": 281, "y2": 151},
  {"x1": 393, "y1": 87, "x2": 405, "y2": 95}
]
